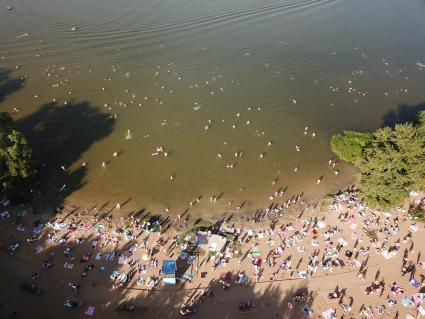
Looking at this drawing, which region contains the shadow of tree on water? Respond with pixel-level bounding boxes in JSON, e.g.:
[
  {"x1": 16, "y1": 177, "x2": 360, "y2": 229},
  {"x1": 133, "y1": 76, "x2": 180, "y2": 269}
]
[
  {"x1": 382, "y1": 102, "x2": 425, "y2": 128},
  {"x1": 0, "y1": 68, "x2": 25, "y2": 104},
  {"x1": 15, "y1": 101, "x2": 115, "y2": 212}
]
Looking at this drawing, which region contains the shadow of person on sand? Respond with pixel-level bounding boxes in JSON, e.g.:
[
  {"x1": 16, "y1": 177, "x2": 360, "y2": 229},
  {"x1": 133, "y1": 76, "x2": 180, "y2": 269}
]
[
  {"x1": 15, "y1": 100, "x2": 115, "y2": 213},
  {"x1": 0, "y1": 68, "x2": 25, "y2": 104},
  {"x1": 381, "y1": 102, "x2": 425, "y2": 128}
]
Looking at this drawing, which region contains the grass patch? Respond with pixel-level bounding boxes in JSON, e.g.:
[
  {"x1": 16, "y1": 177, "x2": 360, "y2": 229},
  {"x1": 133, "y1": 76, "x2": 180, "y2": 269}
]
[
  {"x1": 319, "y1": 195, "x2": 334, "y2": 212},
  {"x1": 409, "y1": 205, "x2": 425, "y2": 222},
  {"x1": 365, "y1": 229, "x2": 378, "y2": 242}
]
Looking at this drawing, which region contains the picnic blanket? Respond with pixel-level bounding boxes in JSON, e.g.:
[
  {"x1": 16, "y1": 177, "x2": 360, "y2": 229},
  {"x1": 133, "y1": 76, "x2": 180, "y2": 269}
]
[
  {"x1": 412, "y1": 293, "x2": 425, "y2": 305},
  {"x1": 118, "y1": 255, "x2": 127, "y2": 265},
  {"x1": 34, "y1": 245, "x2": 44, "y2": 254},
  {"x1": 337, "y1": 238, "x2": 348, "y2": 247},
  {"x1": 110, "y1": 270, "x2": 121, "y2": 280},
  {"x1": 401, "y1": 296, "x2": 414, "y2": 308},
  {"x1": 85, "y1": 306, "x2": 95, "y2": 316},
  {"x1": 182, "y1": 273, "x2": 195, "y2": 282},
  {"x1": 322, "y1": 308, "x2": 336, "y2": 319},
  {"x1": 104, "y1": 252, "x2": 115, "y2": 261}
]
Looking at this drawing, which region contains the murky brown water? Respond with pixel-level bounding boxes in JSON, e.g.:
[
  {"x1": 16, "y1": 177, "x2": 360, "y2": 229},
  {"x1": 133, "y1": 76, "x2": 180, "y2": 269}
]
[{"x1": 1, "y1": 0, "x2": 425, "y2": 217}]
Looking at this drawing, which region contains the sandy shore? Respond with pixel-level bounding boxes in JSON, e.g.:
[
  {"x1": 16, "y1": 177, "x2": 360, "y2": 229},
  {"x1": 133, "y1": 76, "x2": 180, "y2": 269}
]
[{"x1": 1, "y1": 192, "x2": 424, "y2": 319}]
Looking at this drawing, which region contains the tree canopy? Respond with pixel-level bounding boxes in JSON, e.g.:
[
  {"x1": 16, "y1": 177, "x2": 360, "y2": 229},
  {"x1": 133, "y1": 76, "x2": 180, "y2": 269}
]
[
  {"x1": 0, "y1": 112, "x2": 36, "y2": 199},
  {"x1": 331, "y1": 111, "x2": 425, "y2": 209}
]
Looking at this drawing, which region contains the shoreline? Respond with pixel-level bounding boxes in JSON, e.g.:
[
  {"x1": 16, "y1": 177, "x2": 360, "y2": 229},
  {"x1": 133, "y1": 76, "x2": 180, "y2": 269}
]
[{"x1": 33, "y1": 176, "x2": 357, "y2": 223}]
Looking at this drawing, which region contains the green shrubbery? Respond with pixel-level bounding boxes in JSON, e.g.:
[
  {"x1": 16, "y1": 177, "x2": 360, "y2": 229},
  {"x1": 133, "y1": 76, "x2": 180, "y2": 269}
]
[
  {"x1": 409, "y1": 205, "x2": 425, "y2": 221},
  {"x1": 331, "y1": 111, "x2": 425, "y2": 209},
  {"x1": 330, "y1": 131, "x2": 374, "y2": 163}
]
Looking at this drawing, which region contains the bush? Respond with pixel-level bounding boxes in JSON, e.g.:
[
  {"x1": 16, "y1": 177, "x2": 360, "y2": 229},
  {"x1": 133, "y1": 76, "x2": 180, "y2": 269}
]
[
  {"x1": 330, "y1": 131, "x2": 374, "y2": 163},
  {"x1": 319, "y1": 195, "x2": 334, "y2": 212},
  {"x1": 330, "y1": 111, "x2": 425, "y2": 209}
]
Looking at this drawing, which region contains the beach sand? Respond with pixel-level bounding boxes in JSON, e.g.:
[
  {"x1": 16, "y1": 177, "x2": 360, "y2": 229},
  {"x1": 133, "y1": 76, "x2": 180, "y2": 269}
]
[{"x1": 0, "y1": 193, "x2": 424, "y2": 318}]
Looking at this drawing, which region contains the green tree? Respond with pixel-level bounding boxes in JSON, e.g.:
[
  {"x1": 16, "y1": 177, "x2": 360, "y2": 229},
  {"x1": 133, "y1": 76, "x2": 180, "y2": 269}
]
[
  {"x1": 331, "y1": 111, "x2": 425, "y2": 209},
  {"x1": 0, "y1": 112, "x2": 36, "y2": 198},
  {"x1": 330, "y1": 131, "x2": 374, "y2": 163}
]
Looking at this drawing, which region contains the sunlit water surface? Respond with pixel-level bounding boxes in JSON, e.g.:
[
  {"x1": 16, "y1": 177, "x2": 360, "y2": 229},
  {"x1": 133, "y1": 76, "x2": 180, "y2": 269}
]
[{"x1": 1, "y1": 0, "x2": 425, "y2": 217}]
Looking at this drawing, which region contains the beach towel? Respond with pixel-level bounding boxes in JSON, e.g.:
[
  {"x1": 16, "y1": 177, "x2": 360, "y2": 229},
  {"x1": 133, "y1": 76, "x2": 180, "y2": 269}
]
[
  {"x1": 413, "y1": 293, "x2": 425, "y2": 305},
  {"x1": 410, "y1": 278, "x2": 421, "y2": 288},
  {"x1": 337, "y1": 238, "x2": 348, "y2": 247},
  {"x1": 401, "y1": 296, "x2": 414, "y2": 308},
  {"x1": 311, "y1": 239, "x2": 319, "y2": 247},
  {"x1": 322, "y1": 309, "x2": 336, "y2": 319},
  {"x1": 187, "y1": 255, "x2": 197, "y2": 265},
  {"x1": 105, "y1": 252, "x2": 115, "y2": 261},
  {"x1": 1, "y1": 199, "x2": 10, "y2": 206},
  {"x1": 182, "y1": 273, "x2": 195, "y2": 282},
  {"x1": 317, "y1": 221, "x2": 326, "y2": 229},
  {"x1": 85, "y1": 306, "x2": 95, "y2": 316},
  {"x1": 409, "y1": 224, "x2": 419, "y2": 232},
  {"x1": 110, "y1": 270, "x2": 121, "y2": 280},
  {"x1": 118, "y1": 255, "x2": 127, "y2": 265},
  {"x1": 382, "y1": 250, "x2": 397, "y2": 259},
  {"x1": 53, "y1": 223, "x2": 66, "y2": 231},
  {"x1": 117, "y1": 273, "x2": 128, "y2": 283},
  {"x1": 34, "y1": 245, "x2": 44, "y2": 254}
]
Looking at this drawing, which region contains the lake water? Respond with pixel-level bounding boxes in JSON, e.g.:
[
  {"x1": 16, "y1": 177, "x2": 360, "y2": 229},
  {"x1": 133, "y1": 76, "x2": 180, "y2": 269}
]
[{"x1": 1, "y1": 0, "x2": 425, "y2": 217}]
